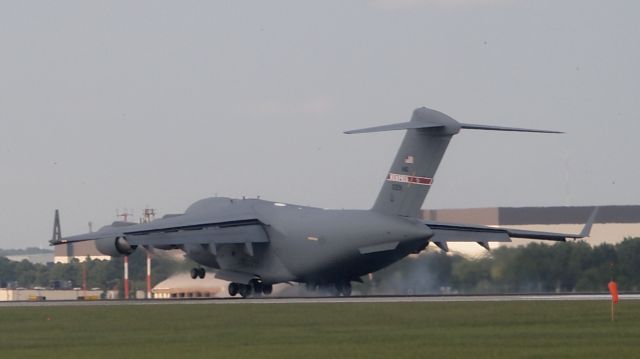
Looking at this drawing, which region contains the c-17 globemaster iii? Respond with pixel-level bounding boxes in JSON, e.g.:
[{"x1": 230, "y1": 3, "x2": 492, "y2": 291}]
[{"x1": 50, "y1": 107, "x2": 596, "y2": 298}]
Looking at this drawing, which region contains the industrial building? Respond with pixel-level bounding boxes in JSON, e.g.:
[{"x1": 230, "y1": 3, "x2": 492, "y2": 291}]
[
  {"x1": 5, "y1": 252, "x2": 53, "y2": 264},
  {"x1": 0, "y1": 288, "x2": 102, "y2": 301},
  {"x1": 152, "y1": 273, "x2": 229, "y2": 299},
  {"x1": 423, "y1": 205, "x2": 640, "y2": 252},
  {"x1": 53, "y1": 240, "x2": 110, "y2": 263}
]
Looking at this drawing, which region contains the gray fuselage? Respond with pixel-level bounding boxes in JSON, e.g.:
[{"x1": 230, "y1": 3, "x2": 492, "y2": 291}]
[{"x1": 180, "y1": 197, "x2": 433, "y2": 285}]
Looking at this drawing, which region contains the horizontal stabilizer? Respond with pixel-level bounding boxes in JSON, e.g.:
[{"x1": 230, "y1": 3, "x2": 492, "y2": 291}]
[
  {"x1": 344, "y1": 121, "x2": 443, "y2": 134},
  {"x1": 345, "y1": 106, "x2": 563, "y2": 135},
  {"x1": 346, "y1": 121, "x2": 562, "y2": 135},
  {"x1": 460, "y1": 123, "x2": 563, "y2": 134}
]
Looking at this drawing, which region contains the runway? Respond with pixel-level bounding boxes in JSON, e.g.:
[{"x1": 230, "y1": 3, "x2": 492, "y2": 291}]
[{"x1": 1, "y1": 293, "x2": 639, "y2": 307}]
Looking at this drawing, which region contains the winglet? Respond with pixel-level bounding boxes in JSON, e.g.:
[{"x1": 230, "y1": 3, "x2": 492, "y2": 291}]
[
  {"x1": 50, "y1": 209, "x2": 62, "y2": 245},
  {"x1": 574, "y1": 207, "x2": 599, "y2": 239}
]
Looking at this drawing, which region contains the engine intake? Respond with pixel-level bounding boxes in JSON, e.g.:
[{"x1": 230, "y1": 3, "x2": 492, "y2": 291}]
[{"x1": 96, "y1": 236, "x2": 137, "y2": 257}]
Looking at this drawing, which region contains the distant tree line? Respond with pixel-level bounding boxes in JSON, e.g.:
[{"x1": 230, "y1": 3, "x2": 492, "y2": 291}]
[
  {"x1": 0, "y1": 250, "x2": 194, "y2": 298},
  {"x1": 357, "y1": 237, "x2": 640, "y2": 294},
  {"x1": 2, "y1": 238, "x2": 639, "y2": 296}
]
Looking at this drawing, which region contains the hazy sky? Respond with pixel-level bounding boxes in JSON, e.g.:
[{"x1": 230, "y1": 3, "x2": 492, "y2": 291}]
[{"x1": 1, "y1": 0, "x2": 638, "y2": 248}]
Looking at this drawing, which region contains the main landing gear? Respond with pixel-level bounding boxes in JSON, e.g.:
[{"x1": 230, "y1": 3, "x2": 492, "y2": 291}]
[
  {"x1": 306, "y1": 281, "x2": 352, "y2": 296},
  {"x1": 228, "y1": 279, "x2": 273, "y2": 298},
  {"x1": 190, "y1": 267, "x2": 206, "y2": 279},
  {"x1": 335, "y1": 281, "x2": 352, "y2": 297}
]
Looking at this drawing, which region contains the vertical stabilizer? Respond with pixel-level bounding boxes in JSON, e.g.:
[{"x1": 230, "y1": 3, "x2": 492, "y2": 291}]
[
  {"x1": 345, "y1": 107, "x2": 561, "y2": 218},
  {"x1": 357, "y1": 108, "x2": 460, "y2": 217}
]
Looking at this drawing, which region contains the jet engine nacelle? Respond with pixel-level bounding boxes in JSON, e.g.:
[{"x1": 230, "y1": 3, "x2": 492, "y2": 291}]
[{"x1": 95, "y1": 236, "x2": 137, "y2": 257}]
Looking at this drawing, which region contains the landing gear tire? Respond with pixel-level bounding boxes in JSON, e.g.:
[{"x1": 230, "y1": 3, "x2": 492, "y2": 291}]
[
  {"x1": 238, "y1": 284, "x2": 253, "y2": 298},
  {"x1": 336, "y1": 282, "x2": 352, "y2": 297},
  {"x1": 251, "y1": 280, "x2": 263, "y2": 297},
  {"x1": 232, "y1": 281, "x2": 269, "y2": 298},
  {"x1": 191, "y1": 267, "x2": 206, "y2": 279},
  {"x1": 320, "y1": 284, "x2": 339, "y2": 296},
  {"x1": 262, "y1": 284, "x2": 273, "y2": 295},
  {"x1": 228, "y1": 283, "x2": 239, "y2": 297}
]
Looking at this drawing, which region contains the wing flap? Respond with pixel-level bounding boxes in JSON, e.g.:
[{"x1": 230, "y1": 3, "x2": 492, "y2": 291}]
[
  {"x1": 425, "y1": 207, "x2": 597, "y2": 243},
  {"x1": 51, "y1": 221, "x2": 138, "y2": 245},
  {"x1": 50, "y1": 212, "x2": 268, "y2": 248},
  {"x1": 427, "y1": 222, "x2": 575, "y2": 243},
  {"x1": 55, "y1": 232, "x2": 116, "y2": 244},
  {"x1": 126, "y1": 223, "x2": 269, "y2": 246},
  {"x1": 428, "y1": 224, "x2": 512, "y2": 243},
  {"x1": 124, "y1": 215, "x2": 259, "y2": 234}
]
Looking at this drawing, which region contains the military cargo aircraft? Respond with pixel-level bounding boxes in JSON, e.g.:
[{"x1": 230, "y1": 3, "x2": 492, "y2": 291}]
[{"x1": 50, "y1": 107, "x2": 596, "y2": 297}]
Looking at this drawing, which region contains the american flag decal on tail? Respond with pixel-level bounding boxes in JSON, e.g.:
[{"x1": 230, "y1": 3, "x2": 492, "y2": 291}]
[{"x1": 387, "y1": 173, "x2": 432, "y2": 186}]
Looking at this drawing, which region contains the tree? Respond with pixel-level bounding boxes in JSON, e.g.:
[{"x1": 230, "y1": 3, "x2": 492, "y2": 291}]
[{"x1": 617, "y1": 238, "x2": 640, "y2": 291}]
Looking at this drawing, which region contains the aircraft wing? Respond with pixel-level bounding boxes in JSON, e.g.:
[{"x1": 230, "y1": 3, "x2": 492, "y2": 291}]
[
  {"x1": 51, "y1": 221, "x2": 138, "y2": 244},
  {"x1": 124, "y1": 218, "x2": 268, "y2": 247},
  {"x1": 423, "y1": 207, "x2": 598, "y2": 251},
  {"x1": 51, "y1": 214, "x2": 268, "y2": 247}
]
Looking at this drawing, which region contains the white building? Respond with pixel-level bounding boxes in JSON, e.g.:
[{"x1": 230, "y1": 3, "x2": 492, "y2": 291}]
[
  {"x1": 152, "y1": 273, "x2": 229, "y2": 299},
  {"x1": 0, "y1": 288, "x2": 102, "y2": 301},
  {"x1": 53, "y1": 240, "x2": 110, "y2": 263}
]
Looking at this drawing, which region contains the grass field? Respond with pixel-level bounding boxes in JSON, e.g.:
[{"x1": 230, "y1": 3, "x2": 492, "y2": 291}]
[{"x1": 1, "y1": 300, "x2": 638, "y2": 358}]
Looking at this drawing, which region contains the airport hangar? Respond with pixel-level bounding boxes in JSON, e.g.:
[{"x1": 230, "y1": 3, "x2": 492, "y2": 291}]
[{"x1": 54, "y1": 204, "x2": 640, "y2": 263}]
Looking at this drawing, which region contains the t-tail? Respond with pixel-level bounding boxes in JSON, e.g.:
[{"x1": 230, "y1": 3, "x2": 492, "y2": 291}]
[{"x1": 345, "y1": 107, "x2": 562, "y2": 218}]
